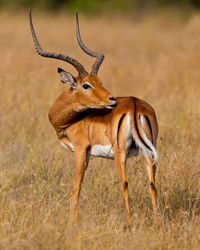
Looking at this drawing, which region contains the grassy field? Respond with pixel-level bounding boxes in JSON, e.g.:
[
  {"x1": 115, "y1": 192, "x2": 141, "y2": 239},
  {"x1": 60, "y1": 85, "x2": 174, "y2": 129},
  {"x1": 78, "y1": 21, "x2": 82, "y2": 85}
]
[{"x1": 0, "y1": 9, "x2": 200, "y2": 249}]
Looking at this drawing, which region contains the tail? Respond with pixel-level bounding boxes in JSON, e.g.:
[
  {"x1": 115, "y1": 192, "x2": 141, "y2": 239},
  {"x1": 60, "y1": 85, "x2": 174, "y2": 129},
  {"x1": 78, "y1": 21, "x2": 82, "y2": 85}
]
[{"x1": 129, "y1": 111, "x2": 158, "y2": 165}]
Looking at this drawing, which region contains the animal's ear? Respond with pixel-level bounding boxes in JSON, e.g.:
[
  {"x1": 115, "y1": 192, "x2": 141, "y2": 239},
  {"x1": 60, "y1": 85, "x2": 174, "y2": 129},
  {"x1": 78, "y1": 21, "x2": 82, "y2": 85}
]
[{"x1": 57, "y1": 68, "x2": 77, "y2": 89}]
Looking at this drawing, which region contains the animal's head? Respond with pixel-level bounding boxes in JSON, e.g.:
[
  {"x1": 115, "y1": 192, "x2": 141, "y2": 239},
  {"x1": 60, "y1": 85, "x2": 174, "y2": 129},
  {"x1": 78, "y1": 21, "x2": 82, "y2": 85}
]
[{"x1": 29, "y1": 10, "x2": 117, "y2": 109}]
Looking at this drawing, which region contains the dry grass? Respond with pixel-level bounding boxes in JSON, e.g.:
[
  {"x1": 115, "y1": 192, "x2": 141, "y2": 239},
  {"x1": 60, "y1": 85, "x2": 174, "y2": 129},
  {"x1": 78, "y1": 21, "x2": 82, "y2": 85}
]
[{"x1": 0, "y1": 9, "x2": 200, "y2": 249}]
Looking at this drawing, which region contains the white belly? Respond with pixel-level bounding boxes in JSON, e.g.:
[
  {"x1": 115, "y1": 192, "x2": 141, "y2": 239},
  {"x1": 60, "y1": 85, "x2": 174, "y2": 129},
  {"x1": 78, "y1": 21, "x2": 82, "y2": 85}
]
[
  {"x1": 91, "y1": 145, "x2": 114, "y2": 159},
  {"x1": 60, "y1": 141, "x2": 114, "y2": 159}
]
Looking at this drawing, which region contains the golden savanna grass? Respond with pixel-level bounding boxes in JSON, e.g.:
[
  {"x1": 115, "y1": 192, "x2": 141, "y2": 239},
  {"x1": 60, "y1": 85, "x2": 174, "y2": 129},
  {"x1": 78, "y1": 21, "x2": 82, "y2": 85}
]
[{"x1": 0, "y1": 9, "x2": 200, "y2": 249}]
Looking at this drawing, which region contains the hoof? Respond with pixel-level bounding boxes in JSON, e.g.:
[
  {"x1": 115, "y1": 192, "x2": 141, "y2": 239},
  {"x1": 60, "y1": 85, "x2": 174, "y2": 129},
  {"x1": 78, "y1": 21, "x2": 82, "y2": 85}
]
[{"x1": 123, "y1": 224, "x2": 132, "y2": 232}]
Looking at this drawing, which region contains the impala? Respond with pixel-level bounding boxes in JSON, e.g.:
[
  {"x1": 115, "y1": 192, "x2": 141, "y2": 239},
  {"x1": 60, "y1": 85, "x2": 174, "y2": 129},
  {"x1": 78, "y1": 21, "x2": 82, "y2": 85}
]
[{"x1": 29, "y1": 10, "x2": 159, "y2": 227}]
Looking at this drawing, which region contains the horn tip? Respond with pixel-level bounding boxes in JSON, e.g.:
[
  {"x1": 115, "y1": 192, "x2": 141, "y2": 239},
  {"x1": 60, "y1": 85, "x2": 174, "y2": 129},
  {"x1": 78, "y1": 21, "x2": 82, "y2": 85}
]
[
  {"x1": 76, "y1": 11, "x2": 79, "y2": 25},
  {"x1": 29, "y1": 8, "x2": 33, "y2": 25}
]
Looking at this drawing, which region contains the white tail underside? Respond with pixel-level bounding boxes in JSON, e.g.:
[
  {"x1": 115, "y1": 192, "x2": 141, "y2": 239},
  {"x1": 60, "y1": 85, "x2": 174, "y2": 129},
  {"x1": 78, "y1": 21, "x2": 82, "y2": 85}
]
[{"x1": 128, "y1": 113, "x2": 158, "y2": 164}]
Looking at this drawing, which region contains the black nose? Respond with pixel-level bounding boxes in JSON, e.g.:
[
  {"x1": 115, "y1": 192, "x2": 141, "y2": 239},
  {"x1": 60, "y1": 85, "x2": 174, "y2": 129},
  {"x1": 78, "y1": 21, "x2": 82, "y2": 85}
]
[{"x1": 109, "y1": 97, "x2": 117, "y2": 102}]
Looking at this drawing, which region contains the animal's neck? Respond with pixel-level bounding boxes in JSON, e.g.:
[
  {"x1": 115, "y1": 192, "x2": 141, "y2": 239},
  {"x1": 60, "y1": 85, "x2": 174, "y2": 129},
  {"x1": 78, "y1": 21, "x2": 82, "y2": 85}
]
[{"x1": 48, "y1": 90, "x2": 88, "y2": 138}]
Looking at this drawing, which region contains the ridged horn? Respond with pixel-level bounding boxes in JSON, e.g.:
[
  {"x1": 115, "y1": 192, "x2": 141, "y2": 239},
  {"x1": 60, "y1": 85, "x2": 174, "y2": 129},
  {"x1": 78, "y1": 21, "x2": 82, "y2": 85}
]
[
  {"x1": 29, "y1": 9, "x2": 88, "y2": 79},
  {"x1": 76, "y1": 12, "x2": 104, "y2": 75}
]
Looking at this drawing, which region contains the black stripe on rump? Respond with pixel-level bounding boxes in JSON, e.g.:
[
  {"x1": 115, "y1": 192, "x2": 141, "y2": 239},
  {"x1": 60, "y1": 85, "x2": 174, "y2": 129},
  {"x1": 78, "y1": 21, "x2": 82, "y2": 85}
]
[
  {"x1": 144, "y1": 115, "x2": 153, "y2": 144},
  {"x1": 134, "y1": 101, "x2": 152, "y2": 151},
  {"x1": 117, "y1": 113, "x2": 126, "y2": 147}
]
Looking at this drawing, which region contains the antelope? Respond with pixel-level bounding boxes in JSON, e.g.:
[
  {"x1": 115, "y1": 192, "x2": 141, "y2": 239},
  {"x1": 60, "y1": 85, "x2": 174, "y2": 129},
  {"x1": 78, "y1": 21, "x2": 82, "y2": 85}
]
[{"x1": 29, "y1": 10, "x2": 159, "y2": 227}]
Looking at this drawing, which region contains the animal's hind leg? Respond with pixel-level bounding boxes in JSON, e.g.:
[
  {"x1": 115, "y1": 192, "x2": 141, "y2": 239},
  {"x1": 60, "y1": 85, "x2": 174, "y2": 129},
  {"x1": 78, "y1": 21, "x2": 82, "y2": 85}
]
[
  {"x1": 139, "y1": 114, "x2": 158, "y2": 215},
  {"x1": 146, "y1": 155, "x2": 157, "y2": 216}
]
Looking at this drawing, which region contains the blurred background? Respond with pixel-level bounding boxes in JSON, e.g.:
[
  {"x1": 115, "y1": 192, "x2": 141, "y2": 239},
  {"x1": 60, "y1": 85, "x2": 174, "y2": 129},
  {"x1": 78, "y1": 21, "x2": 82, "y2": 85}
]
[
  {"x1": 0, "y1": 0, "x2": 200, "y2": 249},
  {"x1": 0, "y1": 0, "x2": 200, "y2": 12}
]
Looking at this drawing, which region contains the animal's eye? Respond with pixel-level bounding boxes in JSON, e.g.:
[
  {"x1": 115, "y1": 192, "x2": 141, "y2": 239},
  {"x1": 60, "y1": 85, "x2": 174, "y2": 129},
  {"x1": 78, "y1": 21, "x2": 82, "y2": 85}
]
[{"x1": 83, "y1": 84, "x2": 91, "y2": 89}]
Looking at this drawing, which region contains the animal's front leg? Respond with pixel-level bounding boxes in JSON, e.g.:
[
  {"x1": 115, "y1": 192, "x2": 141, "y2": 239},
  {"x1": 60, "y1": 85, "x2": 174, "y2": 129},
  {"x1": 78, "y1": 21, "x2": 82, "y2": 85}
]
[
  {"x1": 114, "y1": 150, "x2": 132, "y2": 227},
  {"x1": 69, "y1": 147, "x2": 89, "y2": 224}
]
